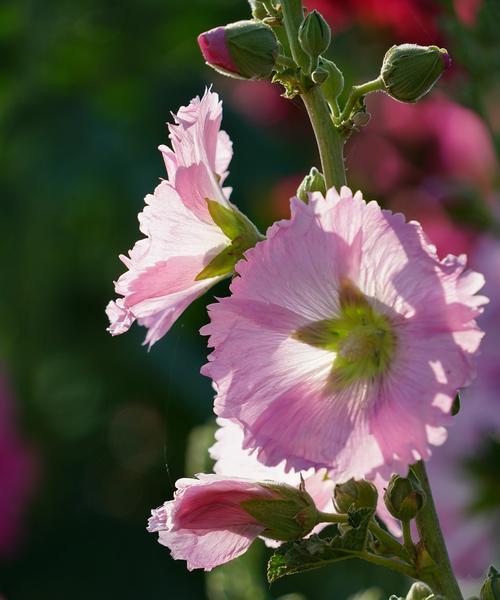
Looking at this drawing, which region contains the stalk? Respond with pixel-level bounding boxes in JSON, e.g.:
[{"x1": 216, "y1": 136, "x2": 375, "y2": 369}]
[{"x1": 412, "y1": 461, "x2": 464, "y2": 599}]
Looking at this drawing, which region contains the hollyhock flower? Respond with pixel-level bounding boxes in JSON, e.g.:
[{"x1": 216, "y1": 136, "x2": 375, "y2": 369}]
[
  {"x1": 202, "y1": 187, "x2": 486, "y2": 481},
  {"x1": 147, "y1": 474, "x2": 319, "y2": 571},
  {"x1": 107, "y1": 90, "x2": 259, "y2": 347}
]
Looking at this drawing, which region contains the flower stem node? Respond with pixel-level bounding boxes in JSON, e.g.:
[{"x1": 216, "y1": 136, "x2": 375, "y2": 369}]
[
  {"x1": 297, "y1": 167, "x2": 326, "y2": 202},
  {"x1": 384, "y1": 473, "x2": 426, "y2": 521},
  {"x1": 333, "y1": 478, "x2": 378, "y2": 513},
  {"x1": 481, "y1": 566, "x2": 500, "y2": 600},
  {"x1": 241, "y1": 482, "x2": 319, "y2": 541},
  {"x1": 298, "y1": 10, "x2": 331, "y2": 73},
  {"x1": 380, "y1": 44, "x2": 451, "y2": 103},
  {"x1": 198, "y1": 20, "x2": 279, "y2": 80}
]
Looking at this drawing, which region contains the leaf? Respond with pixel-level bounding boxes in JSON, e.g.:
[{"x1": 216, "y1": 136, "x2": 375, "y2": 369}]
[
  {"x1": 194, "y1": 243, "x2": 241, "y2": 281},
  {"x1": 206, "y1": 199, "x2": 258, "y2": 242},
  {"x1": 267, "y1": 507, "x2": 374, "y2": 583}
]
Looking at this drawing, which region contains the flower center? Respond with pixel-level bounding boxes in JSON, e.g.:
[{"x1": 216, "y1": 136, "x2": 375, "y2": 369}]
[{"x1": 293, "y1": 279, "x2": 396, "y2": 388}]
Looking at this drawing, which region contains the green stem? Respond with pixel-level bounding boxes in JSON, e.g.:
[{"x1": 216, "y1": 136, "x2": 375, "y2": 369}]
[
  {"x1": 412, "y1": 461, "x2": 464, "y2": 599},
  {"x1": 338, "y1": 76, "x2": 384, "y2": 123},
  {"x1": 317, "y1": 511, "x2": 348, "y2": 525},
  {"x1": 358, "y1": 552, "x2": 417, "y2": 579},
  {"x1": 279, "y1": 0, "x2": 309, "y2": 72},
  {"x1": 301, "y1": 87, "x2": 347, "y2": 189},
  {"x1": 369, "y1": 521, "x2": 411, "y2": 563},
  {"x1": 401, "y1": 520, "x2": 415, "y2": 559}
]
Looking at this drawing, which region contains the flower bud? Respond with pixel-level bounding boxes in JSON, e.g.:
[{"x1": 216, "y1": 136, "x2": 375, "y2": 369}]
[
  {"x1": 333, "y1": 478, "x2": 378, "y2": 513},
  {"x1": 384, "y1": 473, "x2": 426, "y2": 521},
  {"x1": 241, "y1": 481, "x2": 319, "y2": 541},
  {"x1": 405, "y1": 582, "x2": 433, "y2": 600},
  {"x1": 198, "y1": 20, "x2": 279, "y2": 80},
  {"x1": 248, "y1": 0, "x2": 268, "y2": 20},
  {"x1": 298, "y1": 10, "x2": 331, "y2": 68},
  {"x1": 297, "y1": 167, "x2": 326, "y2": 202},
  {"x1": 319, "y1": 58, "x2": 344, "y2": 101},
  {"x1": 481, "y1": 566, "x2": 500, "y2": 600},
  {"x1": 380, "y1": 44, "x2": 451, "y2": 103}
]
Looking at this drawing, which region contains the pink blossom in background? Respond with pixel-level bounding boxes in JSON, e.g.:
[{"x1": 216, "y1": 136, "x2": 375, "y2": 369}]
[
  {"x1": 202, "y1": 187, "x2": 486, "y2": 481},
  {"x1": 0, "y1": 372, "x2": 37, "y2": 558},
  {"x1": 107, "y1": 90, "x2": 237, "y2": 347},
  {"x1": 304, "y1": 0, "x2": 441, "y2": 44}
]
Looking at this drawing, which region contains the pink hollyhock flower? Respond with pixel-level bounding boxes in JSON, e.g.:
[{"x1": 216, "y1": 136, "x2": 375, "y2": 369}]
[
  {"x1": 202, "y1": 187, "x2": 486, "y2": 481},
  {"x1": 147, "y1": 474, "x2": 319, "y2": 571},
  {"x1": 107, "y1": 90, "x2": 258, "y2": 347}
]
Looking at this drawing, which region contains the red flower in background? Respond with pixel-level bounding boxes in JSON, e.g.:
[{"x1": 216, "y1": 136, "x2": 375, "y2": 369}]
[{"x1": 0, "y1": 371, "x2": 37, "y2": 558}]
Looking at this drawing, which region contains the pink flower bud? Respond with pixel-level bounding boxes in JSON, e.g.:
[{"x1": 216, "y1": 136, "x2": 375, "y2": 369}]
[{"x1": 198, "y1": 27, "x2": 239, "y2": 76}]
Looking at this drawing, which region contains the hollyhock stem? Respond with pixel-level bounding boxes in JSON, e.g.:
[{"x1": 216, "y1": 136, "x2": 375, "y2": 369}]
[
  {"x1": 301, "y1": 88, "x2": 347, "y2": 189},
  {"x1": 411, "y1": 461, "x2": 464, "y2": 599},
  {"x1": 280, "y1": 0, "x2": 346, "y2": 189},
  {"x1": 369, "y1": 521, "x2": 411, "y2": 563},
  {"x1": 338, "y1": 77, "x2": 384, "y2": 124}
]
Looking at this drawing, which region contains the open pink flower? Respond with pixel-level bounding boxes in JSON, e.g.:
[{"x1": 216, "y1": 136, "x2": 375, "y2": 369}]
[
  {"x1": 202, "y1": 187, "x2": 486, "y2": 481},
  {"x1": 147, "y1": 474, "x2": 318, "y2": 571},
  {"x1": 107, "y1": 90, "x2": 242, "y2": 347}
]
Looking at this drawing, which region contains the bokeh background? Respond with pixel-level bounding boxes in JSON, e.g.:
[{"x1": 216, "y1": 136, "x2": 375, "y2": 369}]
[{"x1": 1, "y1": 0, "x2": 499, "y2": 598}]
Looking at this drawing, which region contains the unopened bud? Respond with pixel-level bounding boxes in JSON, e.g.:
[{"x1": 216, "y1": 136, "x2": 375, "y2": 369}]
[
  {"x1": 248, "y1": 0, "x2": 268, "y2": 20},
  {"x1": 241, "y1": 482, "x2": 319, "y2": 541},
  {"x1": 481, "y1": 566, "x2": 500, "y2": 600},
  {"x1": 380, "y1": 44, "x2": 450, "y2": 103},
  {"x1": 384, "y1": 473, "x2": 426, "y2": 521},
  {"x1": 298, "y1": 10, "x2": 331, "y2": 68},
  {"x1": 405, "y1": 582, "x2": 433, "y2": 600},
  {"x1": 319, "y1": 58, "x2": 344, "y2": 102},
  {"x1": 198, "y1": 20, "x2": 279, "y2": 80},
  {"x1": 297, "y1": 167, "x2": 326, "y2": 202},
  {"x1": 333, "y1": 478, "x2": 378, "y2": 513}
]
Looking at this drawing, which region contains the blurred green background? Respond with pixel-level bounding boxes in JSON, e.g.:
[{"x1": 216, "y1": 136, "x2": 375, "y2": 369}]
[{"x1": 1, "y1": 1, "x2": 499, "y2": 598}]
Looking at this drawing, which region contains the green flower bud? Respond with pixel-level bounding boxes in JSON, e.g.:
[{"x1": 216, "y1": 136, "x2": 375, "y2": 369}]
[
  {"x1": 297, "y1": 167, "x2": 326, "y2": 202},
  {"x1": 298, "y1": 10, "x2": 331, "y2": 68},
  {"x1": 380, "y1": 43, "x2": 451, "y2": 103},
  {"x1": 481, "y1": 566, "x2": 500, "y2": 600},
  {"x1": 241, "y1": 482, "x2": 319, "y2": 541},
  {"x1": 384, "y1": 473, "x2": 426, "y2": 521},
  {"x1": 248, "y1": 0, "x2": 268, "y2": 20},
  {"x1": 319, "y1": 58, "x2": 344, "y2": 101},
  {"x1": 333, "y1": 478, "x2": 378, "y2": 513},
  {"x1": 405, "y1": 582, "x2": 433, "y2": 600},
  {"x1": 198, "y1": 20, "x2": 279, "y2": 81}
]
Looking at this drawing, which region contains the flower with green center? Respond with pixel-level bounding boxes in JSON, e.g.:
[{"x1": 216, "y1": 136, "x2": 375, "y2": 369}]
[
  {"x1": 294, "y1": 278, "x2": 396, "y2": 389},
  {"x1": 202, "y1": 187, "x2": 486, "y2": 481}
]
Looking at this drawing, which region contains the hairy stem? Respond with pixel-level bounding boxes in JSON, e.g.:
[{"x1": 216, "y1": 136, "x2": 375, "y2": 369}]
[
  {"x1": 369, "y1": 521, "x2": 411, "y2": 563},
  {"x1": 412, "y1": 461, "x2": 464, "y2": 599},
  {"x1": 358, "y1": 552, "x2": 417, "y2": 579}
]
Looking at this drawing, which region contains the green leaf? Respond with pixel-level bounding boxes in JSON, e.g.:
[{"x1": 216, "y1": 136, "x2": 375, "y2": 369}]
[
  {"x1": 267, "y1": 507, "x2": 374, "y2": 583},
  {"x1": 206, "y1": 199, "x2": 258, "y2": 242},
  {"x1": 194, "y1": 243, "x2": 241, "y2": 281}
]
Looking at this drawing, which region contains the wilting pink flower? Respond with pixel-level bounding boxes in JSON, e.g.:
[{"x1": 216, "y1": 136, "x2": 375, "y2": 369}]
[
  {"x1": 147, "y1": 474, "x2": 318, "y2": 571},
  {"x1": 107, "y1": 90, "x2": 238, "y2": 347},
  {"x1": 202, "y1": 187, "x2": 486, "y2": 481},
  {"x1": 0, "y1": 372, "x2": 37, "y2": 557}
]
